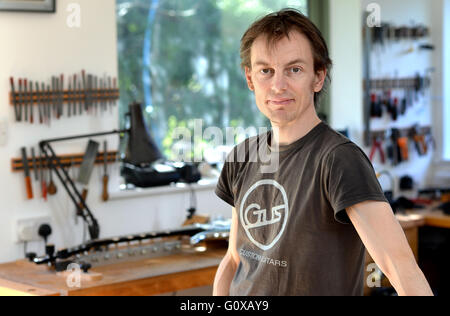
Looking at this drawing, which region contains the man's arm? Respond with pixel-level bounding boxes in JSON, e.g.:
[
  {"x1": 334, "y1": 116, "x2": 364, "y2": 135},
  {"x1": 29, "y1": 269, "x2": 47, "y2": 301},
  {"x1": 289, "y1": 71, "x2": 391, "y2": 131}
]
[
  {"x1": 346, "y1": 201, "x2": 433, "y2": 296},
  {"x1": 213, "y1": 207, "x2": 240, "y2": 296}
]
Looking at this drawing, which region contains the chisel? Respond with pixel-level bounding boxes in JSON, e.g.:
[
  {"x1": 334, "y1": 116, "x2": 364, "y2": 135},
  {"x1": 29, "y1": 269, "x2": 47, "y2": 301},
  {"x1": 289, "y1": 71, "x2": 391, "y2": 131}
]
[
  {"x1": 102, "y1": 141, "x2": 109, "y2": 202},
  {"x1": 108, "y1": 76, "x2": 112, "y2": 110},
  {"x1": 77, "y1": 140, "x2": 100, "y2": 214},
  {"x1": 59, "y1": 74, "x2": 64, "y2": 118},
  {"x1": 39, "y1": 149, "x2": 47, "y2": 201},
  {"x1": 113, "y1": 77, "x2": 117, "y2": 108},
  {"x1": 35, "y1": 82, "x2": 43, "y2": 124},
  {"x1": 21, "y1": 147, "x2": 33, "y2": 200},
  {"x1": 55, "y1": 76, "x2": 61, "y2": 119},
  {"x1": 46, "y1": 85, "x2": 52, "y2": 126},
  {"x1": 68, "y1": 80, "x2": 72, "y2": 118},
  {"x1": 18, "y1": 79, "x2": 23, "y2": 122},
  {"x1": 31, "y1": 147, "x2": 38, "y2": 182},
  {"x1": 55, "y1": 76, "x2": 60, "y2": 119},
  {"x1": 99, "y1": 78, "x2": 104, "y2": 112},
  {"x1": 82, "y1": 70, "x2": 88, "y2": 111},
  {"x1": 47, "y1": 160, "x2": 57, "y2": 196},
  {"x1": 51, "y1": 77, "x2": 56, "y2": 119},
  {"x1": 9, "y1": 77, "x2": 20, "y2": 122},
  {"x1": 94, "y1": 76, "x2": 98, "y2": 115},
  {"x1": 29, "y1": 81, "x2": 34, "y2": 124},
  {"x1": 78, "y1": 80, "x2": 83, "y2": 115},
  {"x1": 73, "y1": 74, "x2": 78, "y2": 116},
  {"x1": 87, "y1": 74, "x2": 93, "y2": 113},
  {"x1": 24, "y1": 79, "x2": 29, "y2": 122}
]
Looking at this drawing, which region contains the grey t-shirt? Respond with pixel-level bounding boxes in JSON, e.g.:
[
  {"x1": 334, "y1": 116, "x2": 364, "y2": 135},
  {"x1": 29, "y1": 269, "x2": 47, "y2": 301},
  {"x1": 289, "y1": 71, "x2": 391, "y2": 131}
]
[{"x1": 215, "y1": 122, "x2": 388, "y2": 296}]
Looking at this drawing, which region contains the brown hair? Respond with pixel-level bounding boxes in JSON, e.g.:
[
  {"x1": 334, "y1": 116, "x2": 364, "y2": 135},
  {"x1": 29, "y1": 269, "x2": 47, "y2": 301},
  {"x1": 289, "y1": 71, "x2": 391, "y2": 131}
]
[{"x1": 240, "y1": 8, "x2": 333, "y2": 108}]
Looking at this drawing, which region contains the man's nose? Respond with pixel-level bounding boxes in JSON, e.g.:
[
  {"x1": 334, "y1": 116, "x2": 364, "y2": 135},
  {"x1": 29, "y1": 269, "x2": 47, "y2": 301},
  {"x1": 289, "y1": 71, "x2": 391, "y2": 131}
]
[{"x1": 271, "y1": 72, "x2": 288, "y2": 94}]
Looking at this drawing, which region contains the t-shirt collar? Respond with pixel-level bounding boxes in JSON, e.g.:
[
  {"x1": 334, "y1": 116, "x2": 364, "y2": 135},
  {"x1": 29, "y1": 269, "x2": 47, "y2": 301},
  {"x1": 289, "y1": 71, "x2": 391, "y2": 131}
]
[{"x1": 268, "y1": 121, "x2": 327, "y2": 153}]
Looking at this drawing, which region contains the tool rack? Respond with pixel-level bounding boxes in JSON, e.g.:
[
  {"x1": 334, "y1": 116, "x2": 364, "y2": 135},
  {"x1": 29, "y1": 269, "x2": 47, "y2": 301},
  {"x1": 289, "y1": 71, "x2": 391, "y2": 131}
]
[{"x1": 11, "y1": 151, "x2": 119, "y2": 173}]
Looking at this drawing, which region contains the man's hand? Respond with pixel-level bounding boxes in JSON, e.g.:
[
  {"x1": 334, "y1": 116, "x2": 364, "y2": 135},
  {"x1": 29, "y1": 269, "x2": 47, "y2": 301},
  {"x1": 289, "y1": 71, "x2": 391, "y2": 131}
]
[
  {"x1": 346, "y1": 201, "x2": 433, "y2": 296},
  {"x1": 213, "y1": 207, "x2": 240, "y2": 296}
]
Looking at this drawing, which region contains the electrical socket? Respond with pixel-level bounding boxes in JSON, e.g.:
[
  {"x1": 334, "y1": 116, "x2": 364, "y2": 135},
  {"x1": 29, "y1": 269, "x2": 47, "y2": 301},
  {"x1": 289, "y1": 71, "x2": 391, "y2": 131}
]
[{"x1": 16, "y1": 216, "x2": 52, "y2": 243}]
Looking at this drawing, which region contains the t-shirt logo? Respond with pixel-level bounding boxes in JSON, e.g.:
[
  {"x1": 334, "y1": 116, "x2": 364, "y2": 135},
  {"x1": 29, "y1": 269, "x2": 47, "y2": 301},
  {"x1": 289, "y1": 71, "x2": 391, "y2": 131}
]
[{"x1": 240, "y1": 180, "x2": 289, "y2": 251}]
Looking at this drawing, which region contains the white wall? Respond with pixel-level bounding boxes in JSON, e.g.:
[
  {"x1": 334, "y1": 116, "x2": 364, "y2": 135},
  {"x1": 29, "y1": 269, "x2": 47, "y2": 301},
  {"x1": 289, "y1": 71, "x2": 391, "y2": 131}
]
[
  {"x1": 0, "y1": 0, "x2": 231, "y2": 264},
  {"x1": 329, "y1": 0, "x2": 364, "y2": 146}
]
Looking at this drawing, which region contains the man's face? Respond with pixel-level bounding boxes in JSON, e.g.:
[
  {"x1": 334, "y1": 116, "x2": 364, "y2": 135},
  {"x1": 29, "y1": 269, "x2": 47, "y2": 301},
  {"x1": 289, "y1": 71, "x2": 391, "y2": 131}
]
[{"x1": 245, "y1": 30, "x2": 326, "y2": 127}]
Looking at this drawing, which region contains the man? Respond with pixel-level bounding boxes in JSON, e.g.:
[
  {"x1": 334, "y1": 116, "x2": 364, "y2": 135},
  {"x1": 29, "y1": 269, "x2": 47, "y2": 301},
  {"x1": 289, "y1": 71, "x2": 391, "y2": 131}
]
[{"x1": 213, "y1": 9, "x2": 432, "y2": 296}]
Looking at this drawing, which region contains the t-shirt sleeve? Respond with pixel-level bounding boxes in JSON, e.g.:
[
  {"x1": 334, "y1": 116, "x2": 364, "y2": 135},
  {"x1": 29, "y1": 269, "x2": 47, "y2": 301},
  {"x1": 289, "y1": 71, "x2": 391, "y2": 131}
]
[
  {"x1": 215, "y1": 154, "x2": 236, "y2": 207},
  {"x1": 324, "y1": 143, "x2": 389, "y2": 224}
]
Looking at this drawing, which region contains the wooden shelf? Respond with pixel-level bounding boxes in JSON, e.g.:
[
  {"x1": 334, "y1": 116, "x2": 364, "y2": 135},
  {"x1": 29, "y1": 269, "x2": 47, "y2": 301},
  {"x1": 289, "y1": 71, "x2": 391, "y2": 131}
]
[
  {"x1": 11, "y1": 151, "x2": 119, "y2": 172},
  {"x1": 9, "y1": 90, "x2": 120, "y2": 107}
]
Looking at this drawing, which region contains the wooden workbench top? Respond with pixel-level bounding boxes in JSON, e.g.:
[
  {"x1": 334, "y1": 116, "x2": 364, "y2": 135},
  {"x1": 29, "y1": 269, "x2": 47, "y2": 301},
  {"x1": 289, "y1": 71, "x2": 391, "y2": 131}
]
[
  {"x1": 0, "y1": 203, "x2": 448, "y2": 296},
  {"x1": 0, "y1": 247, "x2": 227, "y2": 296},
  {"x1": 397, "y1": 202, "x2": 450, "y2": 230}
]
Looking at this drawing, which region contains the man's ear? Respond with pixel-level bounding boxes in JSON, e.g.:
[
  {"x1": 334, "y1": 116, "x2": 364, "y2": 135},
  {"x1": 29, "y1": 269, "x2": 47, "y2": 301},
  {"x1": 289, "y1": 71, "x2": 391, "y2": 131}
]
[
  {"x1": 245, "y1": 67, "x2": 255, "y2": 91},
  {"x1": 313, "y1": 69, "x2": 327, "y2": 93}
]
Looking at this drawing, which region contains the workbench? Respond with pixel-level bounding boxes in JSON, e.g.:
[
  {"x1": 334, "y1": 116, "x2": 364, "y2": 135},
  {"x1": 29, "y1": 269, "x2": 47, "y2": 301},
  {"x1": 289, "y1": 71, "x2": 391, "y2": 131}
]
[
  {"x1": 0, "y1": 247, "x2": 226, "y2": 296},
  {"x1": 0, "y1": 204, "x2": 448, "y2": 296}
]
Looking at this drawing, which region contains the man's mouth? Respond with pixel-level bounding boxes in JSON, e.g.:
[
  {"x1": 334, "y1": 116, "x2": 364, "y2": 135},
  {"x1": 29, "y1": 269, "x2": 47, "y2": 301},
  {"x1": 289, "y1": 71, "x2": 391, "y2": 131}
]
[{"x1": 268, "y1": 99, "x2": 295, "y2": 106}]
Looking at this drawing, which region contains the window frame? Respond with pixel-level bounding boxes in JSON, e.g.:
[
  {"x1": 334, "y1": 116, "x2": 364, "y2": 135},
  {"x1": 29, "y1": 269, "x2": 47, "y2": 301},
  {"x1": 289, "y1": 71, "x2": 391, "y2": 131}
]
[{"x1": 432, "y1": 0, "x2": 450, "y2": 166}]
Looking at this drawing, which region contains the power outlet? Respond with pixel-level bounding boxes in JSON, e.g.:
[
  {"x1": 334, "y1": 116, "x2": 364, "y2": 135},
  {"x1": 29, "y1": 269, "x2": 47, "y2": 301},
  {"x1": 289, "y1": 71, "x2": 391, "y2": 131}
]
[{"x1": 16, "y1": 216, "x2": 52, "y2": 243}]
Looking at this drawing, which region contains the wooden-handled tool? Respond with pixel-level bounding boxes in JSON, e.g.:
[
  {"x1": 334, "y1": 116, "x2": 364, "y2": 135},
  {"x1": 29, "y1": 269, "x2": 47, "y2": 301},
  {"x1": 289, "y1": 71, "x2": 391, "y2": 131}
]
[
  {"x1": 24, "y1": 79, "x2": 29, "y2": 122},
  {"x1": 35, "y1": 82, "x2": 43, "y2": 124},
  {"x1": 102, "y1": 141, "x2": 109, "y2": 202},
  {"x1": 59, "y1": 74, "x2": 64, "y2": 119},
  {"x1": 47, "y1": 160, "x2": 57, "y2": 196},
  {"x1": 31, "y1": 147, "x2": 38, "y2": 182},
  {"x1": 18, "y1": 79, "x2": 23, "y2": 122},
  {"x1": 76, "y1": 140, "x2": 100, "y2": 214},
  {"x1": 9, "y1": 77, "x2": 20, "y2": 122},
  {"x1": 369, "y1": 137, "x2": 386, "y2": 164},
  {"x1": 46, "y1": 84, "x2": 52, "y2": 126},
  {"x1": 21, "y1": 147, "x2": 33, "y2": 200},
  {"x1": 397, "y1": 137, "x2": 409, "y2": 161},
  {"x1": 39, "y1": 149, "x2": 47, "y2": 201},
  {"x1": 29, "y1": 81, "x2": 34, "y2": 124}
]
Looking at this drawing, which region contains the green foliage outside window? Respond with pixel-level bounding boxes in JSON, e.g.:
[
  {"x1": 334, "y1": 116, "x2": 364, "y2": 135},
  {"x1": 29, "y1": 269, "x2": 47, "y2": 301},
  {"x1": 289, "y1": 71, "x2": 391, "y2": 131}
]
[{"x1": 116, "y1": 0, "x2": 308, "y2": 161}]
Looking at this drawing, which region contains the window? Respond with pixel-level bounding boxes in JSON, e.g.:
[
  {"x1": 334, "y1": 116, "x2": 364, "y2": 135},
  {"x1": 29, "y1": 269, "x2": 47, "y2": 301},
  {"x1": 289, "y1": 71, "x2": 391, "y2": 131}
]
[
  {"x1": 444, "y1": 0, "x2": 450, "y2": 161},
  {"x1": 116, "y1": 0, "x2": 308, "y2": 161}
]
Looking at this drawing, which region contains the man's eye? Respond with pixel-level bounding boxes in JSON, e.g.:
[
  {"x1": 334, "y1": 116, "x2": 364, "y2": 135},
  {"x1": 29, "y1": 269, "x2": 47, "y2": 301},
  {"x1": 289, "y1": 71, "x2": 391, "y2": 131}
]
[
  {"x1": 290, "y1": 67, "x2": 301, "y2": 73},
  {"x1": 261, "y1": 69, "x2": 272, "y2": 74}
]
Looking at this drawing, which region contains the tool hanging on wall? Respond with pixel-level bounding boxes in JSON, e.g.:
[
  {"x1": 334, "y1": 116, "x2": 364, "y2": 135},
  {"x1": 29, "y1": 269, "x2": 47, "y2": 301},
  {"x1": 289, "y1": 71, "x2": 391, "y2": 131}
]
[
  {"x1": 9, "y1": 71, "x2": 119, "y2": 125},
  {"x1": 76, "y1": 140, "x2": 99, "y2": 216},
  {"x1": 371, "y1": 22, "x2": 429, "y2": 45},
  {"x1": 9, "y1": 77, "x2": 20, "y2": 122},
  {"x1": 366, "y1": 74, "x2": 431, "y2": 122},
  {"x1": 39, "y1": 148, "x2": 47, "y2": 201},
  {"x1": 397, "y1": 137, "x2": 409, "y2": 161},
  {"x1": 369, "y1": 137, "x2": 386, "y2": 164},
  {"x1": 367, "y1": 125, "x2": 433, "y2": 166},
  {"x1": 21, "y1": 147, "x2": 33, "y2": 200},
  {"x1": 29, "y1": 80, "x2": 34, "y2": 124},
  {"x1": 47, "y1": 167, "x2": 57, "y2": 196},
  {"x1": 12, "y1": 148, "x2": 119, "y2": 203},
  {"x1": 102, "y1": 141, "x2": 109, "y2": 202}
]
